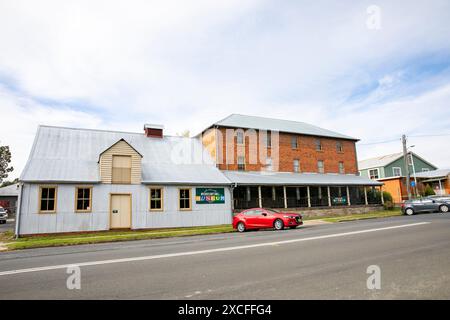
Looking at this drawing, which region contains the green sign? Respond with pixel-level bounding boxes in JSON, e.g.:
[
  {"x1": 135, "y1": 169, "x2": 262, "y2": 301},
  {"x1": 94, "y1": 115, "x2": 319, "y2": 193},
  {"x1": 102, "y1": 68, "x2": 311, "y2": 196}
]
[
  {"x1": 332, "y1": 197, "x2": 347, "y2": 205},
  {"x1": 196, "y1": 188, "x2": 225, "y2": 204}
]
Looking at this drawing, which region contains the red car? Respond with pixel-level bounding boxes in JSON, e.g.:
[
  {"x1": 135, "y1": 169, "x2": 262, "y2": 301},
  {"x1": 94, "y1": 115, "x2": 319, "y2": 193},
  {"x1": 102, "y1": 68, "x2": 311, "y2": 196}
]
[{"x1": 233, "y1": 208, "x2": 303, "y2": 232}]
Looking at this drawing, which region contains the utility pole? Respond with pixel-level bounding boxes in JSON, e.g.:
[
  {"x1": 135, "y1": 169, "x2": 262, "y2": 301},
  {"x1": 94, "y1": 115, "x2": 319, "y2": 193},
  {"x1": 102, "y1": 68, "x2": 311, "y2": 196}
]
[{"x1": 402, "y1": 134, "x2": 411, "y2": 200}]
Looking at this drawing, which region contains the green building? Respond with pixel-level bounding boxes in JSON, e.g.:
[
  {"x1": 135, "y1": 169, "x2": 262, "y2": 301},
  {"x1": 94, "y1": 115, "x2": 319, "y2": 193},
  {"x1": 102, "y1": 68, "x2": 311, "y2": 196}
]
[{"x1": 358, "y1": 152, "x2": 437, "y2": 180}]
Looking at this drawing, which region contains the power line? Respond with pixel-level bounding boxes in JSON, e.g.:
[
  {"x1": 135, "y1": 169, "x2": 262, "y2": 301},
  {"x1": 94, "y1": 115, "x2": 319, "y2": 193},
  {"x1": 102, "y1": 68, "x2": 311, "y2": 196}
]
[
  {"x1": 358, "y1": 132, "x2": 450, "y2": 146},
  {"x1": 358, "y1": 138, "x2": 400, "y2": 146}
]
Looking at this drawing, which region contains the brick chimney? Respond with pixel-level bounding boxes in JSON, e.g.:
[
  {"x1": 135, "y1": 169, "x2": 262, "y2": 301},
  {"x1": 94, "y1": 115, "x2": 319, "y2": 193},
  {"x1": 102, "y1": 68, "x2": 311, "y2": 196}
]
[{"x1": 144, "y1": 124, "x2": 164, "y2": 138}]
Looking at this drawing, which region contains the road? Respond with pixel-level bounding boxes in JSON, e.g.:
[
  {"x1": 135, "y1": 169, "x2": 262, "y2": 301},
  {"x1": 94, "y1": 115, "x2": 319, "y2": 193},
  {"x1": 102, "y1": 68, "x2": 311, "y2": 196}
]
[
  {"x1": 1, "y1": 213, "x2": 450, "y2": 299},
  {"x1": 0, "y1": 220, "x2": 14, "y2": 232}
]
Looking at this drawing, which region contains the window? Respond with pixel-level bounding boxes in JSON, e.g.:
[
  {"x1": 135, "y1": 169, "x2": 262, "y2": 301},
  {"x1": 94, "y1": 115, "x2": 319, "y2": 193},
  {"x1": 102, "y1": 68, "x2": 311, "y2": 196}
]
[
  {"x1": 315, "y1": 139, "x2": 322, "y2": 151},
  {"x1": 266, "y1": 157, "x2": 273, "y2": 171},
  {"x1": 39, "y1": 186, "x2": 57, "y2": 213},
  {"x1": 317, "y1": 160, "x2": 324, "y2": 173},
  {"x1": 236, "y1": 131, "x2": 244, "y2": 145},
  {"x1": 339, "y1": 161, "x2": 345, "y2": 174},
  {"x1": 112, "y1": 155, "x2": 132, "y2": 184},
  {"x1": 392, "y1": 167, "x2": 402, "y2": 176},
  {"x1": 179, "y1": 188, "x2": 191, "y2": 210},
  {"x1": 266, "y1": 131, "x2": 271, "y2": 148},
  {"x1": 75, "y1": 187, "x2": 92, "y2": 212},
  {"x1": 336, "y1": 141, "x2": 343, "y2": 153},
  {"x1": 422, "y1": 168, "x2": 430, "y2": 172},
  {"x1": 149, "y1": 187, "x2": 163, "y2": 211},
  {"x1": 368, "y1": 168, "x2": 379, "y2": 179},
  {"x1": 291, "y1": 136, "x2": 298, "y2": 149},
  {"x1": 237, "y1": 156, "x2": 245, "y2": 171},
  {"x1": 293, "y1": 159, "x2": 300, "y2": 173}
]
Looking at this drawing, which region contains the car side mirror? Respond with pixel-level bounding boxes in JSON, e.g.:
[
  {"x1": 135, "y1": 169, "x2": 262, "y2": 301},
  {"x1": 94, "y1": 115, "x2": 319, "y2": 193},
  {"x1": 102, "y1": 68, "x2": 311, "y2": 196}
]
[
  {"x1": 262, "y1": 213, "x2": 267, "y2": 216},
  {"x1": 432, "y1": 200, "x2": 436, "y2": 203}
]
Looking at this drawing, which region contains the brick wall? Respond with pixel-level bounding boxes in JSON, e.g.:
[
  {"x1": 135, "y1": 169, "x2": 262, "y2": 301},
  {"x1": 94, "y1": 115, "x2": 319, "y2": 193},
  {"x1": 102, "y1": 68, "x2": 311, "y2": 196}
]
[{"x1": 212, "y1": 127, "x2": 358, "y2": 174}]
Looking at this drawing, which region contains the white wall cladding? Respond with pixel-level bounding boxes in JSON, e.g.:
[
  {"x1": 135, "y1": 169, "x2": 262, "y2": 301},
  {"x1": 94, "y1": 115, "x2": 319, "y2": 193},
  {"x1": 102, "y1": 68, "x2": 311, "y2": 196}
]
[{"x1": 18, "y1": 184, "x2": 232, "y2": 235}]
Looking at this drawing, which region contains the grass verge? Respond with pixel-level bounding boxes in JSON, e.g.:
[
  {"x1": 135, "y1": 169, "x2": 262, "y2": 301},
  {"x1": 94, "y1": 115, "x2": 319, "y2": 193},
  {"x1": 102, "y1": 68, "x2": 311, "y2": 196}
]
[
  {"x1": 4, "y1": 225, "x2": 234, "y2": 251},
  {"x1": 320, "y1": 209, "x2": 402, "y2": 223}
]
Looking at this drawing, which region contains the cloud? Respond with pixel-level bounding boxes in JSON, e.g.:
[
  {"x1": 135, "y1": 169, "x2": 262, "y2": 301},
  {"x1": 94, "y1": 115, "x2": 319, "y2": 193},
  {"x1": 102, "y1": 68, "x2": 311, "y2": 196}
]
[{"x1": 0, "y1": 0, "x2": 449, "y2": 178}]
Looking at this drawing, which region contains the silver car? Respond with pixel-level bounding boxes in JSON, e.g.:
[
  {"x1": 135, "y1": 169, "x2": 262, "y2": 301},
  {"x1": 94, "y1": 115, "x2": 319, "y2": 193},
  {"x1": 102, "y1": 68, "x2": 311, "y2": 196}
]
[
  {"x1": 0, "y1": 207, "x2": 8, "y2": 224},
  {"x1": 401, "y1": 196, "x2": 450, "y2": 216}
]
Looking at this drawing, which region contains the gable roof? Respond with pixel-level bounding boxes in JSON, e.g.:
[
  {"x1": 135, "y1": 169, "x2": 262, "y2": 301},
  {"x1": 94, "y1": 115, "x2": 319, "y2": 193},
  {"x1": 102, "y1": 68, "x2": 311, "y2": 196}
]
[
  {"x1": 199, "y1": 114, "x2": 358, "y2": 140},
  {"x1": 358, "y1": 152, "x2": 404, "y2": 170},
  {"x1": 98, "y1": 138, "x2": 143, "y2": 161},
  {"x1": 358, "y1": 152, "x2": 437, "y2": 171},
  {"x1": 0, "y1": 183, "x2": 19, "y2": 196},
  {"x1": 20, "y1": 125, "x2": 230, "y2": 185}
]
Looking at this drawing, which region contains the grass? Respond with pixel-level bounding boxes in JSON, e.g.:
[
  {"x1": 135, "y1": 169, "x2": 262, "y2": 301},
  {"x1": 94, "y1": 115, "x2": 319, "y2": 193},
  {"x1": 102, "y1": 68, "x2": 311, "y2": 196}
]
[
  {"x1": 3, "y1": 225, "x2": 234, "y2": 251},
  {"x1": 320, "y1": 209, "x2": 402, "y2": 223},
  {"x1": 0, "y1": 209, "x2": 403, "y2": 251}
]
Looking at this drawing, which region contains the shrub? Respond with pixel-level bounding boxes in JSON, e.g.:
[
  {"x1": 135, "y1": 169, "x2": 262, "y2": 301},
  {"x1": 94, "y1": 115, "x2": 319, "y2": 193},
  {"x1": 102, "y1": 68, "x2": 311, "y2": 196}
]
[
  {"x1": 383, "y1": 200, "x2": 395, "y2": 210},
  {"x1": 382, "y1": 191, "x2": 393, "y2": 202},
  {"x1": 424, "y1": 185, "x2": 435, "y2": 196}
]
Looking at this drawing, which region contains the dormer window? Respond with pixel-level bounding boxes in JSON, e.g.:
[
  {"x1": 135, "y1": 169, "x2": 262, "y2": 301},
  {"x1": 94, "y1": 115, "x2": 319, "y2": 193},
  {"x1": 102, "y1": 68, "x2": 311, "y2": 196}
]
[
  {"x1": 112, "y1": 155, "x2": 132, "y2": 184},
  {"x1": 99, "y1": 139, "x2": 143, "y2": 184}
]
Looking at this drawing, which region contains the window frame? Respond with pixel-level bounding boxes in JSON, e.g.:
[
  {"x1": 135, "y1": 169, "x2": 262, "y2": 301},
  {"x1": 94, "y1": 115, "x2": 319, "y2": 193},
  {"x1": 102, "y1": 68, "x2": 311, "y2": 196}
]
[
  {"x1": 236, "y1": 131, "x2": 244, "y2": 145},
  {"x1": 291, "y1": 136, "x2": 298, "y2": 149},
  {"x1": 317, "y1": 160, "x2": 325, "y2": 173},
  {"x1": 178, "y1": 188, "x2": 192, "y2": 211},
  {"x1": 315, "y1": 139, "x2": 322, "y2": 151},
  {"x1": 149, "y1": 187, "x2": 164, "y2": 212},
  {"x1": 266, "y1": 131, "x2": 272, "y2": 148},
  {"x1": 293, "y1": 159, "x2": 300, "y2": 173},
  {"x1": 237, "y1": 156, "x2": 246, "y2": 171},
  {"x1": 75, "y1": 186, "x2": 93, "y2": 213},
  {"x1": 111, "y1": 154, "x2": 132, "y2": 184},
  {"x1": 338, "y1": 161, "x2": 345, "y2": 174},
  {"x1": 368, "y1": 168, "x2": 380, "y2": 179},
  {"x1": 38, "y1": 186, "x2": 58, "y2": 214},
  {"x1": 392, "y1": 167, "x2": 402, "y2": 177}
]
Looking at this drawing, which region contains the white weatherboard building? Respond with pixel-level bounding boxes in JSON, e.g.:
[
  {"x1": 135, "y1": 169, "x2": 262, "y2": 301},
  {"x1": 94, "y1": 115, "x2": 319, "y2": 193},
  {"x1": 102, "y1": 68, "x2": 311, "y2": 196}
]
[{"x1": 16, "y1": 125, "x2": 232, "y2": 235}]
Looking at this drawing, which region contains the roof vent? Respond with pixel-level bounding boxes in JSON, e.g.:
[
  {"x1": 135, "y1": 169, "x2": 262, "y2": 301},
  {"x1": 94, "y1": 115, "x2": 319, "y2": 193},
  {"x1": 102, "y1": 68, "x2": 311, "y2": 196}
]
[{"x1": 144, "y1": 124, "x2": 164, "y2": 138}]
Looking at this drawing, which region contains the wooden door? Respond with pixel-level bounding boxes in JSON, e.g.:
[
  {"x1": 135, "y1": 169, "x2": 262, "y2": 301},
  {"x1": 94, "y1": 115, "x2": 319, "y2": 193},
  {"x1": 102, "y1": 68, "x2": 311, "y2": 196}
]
[{"x1": 110, "y1": 194, "x2": 131, "y2": 229}]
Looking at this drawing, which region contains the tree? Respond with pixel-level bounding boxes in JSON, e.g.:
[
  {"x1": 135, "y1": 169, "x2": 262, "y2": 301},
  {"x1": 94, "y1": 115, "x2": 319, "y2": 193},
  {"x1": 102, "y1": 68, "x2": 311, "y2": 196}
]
[
  {"x1": 176, "y1": 130, "x2": 190, "y2": 137},
  {"x1": 0, "y1": 145, "x2": 14, "y2": 184},
  {"x1": 0, "y1": 178, "x2": 18, "y2": 188},
  {"x1": 423, "y1": 185, "x2": 435, "y2": 196}
]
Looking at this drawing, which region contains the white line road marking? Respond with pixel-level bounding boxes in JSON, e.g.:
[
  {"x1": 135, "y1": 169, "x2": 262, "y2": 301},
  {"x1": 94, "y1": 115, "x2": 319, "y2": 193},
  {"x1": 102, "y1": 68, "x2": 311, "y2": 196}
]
[{"x1": 0, "y1": 222, "x2": 430, "y2": 277}]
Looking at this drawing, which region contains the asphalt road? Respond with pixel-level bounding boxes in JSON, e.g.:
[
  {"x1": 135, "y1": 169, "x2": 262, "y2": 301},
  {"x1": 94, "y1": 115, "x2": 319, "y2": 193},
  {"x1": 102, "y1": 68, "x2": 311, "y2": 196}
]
[
  {"x1": 0, "y1": 220, "x2": 14, "y2": 232},
  {"x1": 1, "y1": 213, "x2": 449, "y2": 299}
]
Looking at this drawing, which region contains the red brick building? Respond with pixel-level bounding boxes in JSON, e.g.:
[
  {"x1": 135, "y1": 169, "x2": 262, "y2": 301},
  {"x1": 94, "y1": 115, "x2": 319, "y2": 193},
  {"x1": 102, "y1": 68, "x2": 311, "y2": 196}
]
[{"x1": 199, "y1": 114, "x2": 382, "y2": 210}]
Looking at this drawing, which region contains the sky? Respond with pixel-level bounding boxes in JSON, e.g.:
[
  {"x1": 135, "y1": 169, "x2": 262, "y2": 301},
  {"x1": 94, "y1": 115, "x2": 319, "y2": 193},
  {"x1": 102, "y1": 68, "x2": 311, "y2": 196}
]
[{"x1": 0, "y1": 0, "x2": 449, "y2": 180}]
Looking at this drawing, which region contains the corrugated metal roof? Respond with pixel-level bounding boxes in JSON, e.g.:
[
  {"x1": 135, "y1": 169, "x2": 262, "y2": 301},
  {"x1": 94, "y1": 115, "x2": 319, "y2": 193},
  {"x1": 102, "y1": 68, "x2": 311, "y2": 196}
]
[
  {"x1": 415, "y1": 168, "x2": 450, "y2": 179},
  {"x1": 222, "y1": 170, "x2": 382, "y2": 186},
  {"x1": 207, "y1": 114, "x2": 357, "y2": 140},
  {"x1": 0, "y1": 183, "x2": 19, "y2": 196},
  {"x1": 20, "y1": 126, "x2": 230, "y2": 185},
  {"x1": 358, "y1": 152, "x2": 403, "y2": 170}
]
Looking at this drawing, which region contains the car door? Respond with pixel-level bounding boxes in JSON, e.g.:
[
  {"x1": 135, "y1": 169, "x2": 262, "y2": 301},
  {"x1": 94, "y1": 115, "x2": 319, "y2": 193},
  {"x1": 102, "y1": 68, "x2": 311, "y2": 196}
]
[
  {"x1": 421, "y1": 199, "x2": 436, "y2": 211},
  {"x1": 243, "y1": 210, "x2": 259, "y2": 228},
  {"x1": 258, "y1": 209, "x2": 276, "y2": 228}
]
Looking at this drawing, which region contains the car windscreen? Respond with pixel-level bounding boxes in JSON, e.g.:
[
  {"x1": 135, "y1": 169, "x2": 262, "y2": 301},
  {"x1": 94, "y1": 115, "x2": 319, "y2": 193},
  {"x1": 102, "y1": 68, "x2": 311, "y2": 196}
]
[{"x1": 265, "y1": 209, "x2": 280, "y2": 214}]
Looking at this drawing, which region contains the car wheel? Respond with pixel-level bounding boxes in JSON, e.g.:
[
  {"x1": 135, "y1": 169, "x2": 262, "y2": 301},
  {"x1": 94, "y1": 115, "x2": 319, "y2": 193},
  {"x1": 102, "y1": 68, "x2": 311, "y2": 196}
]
[
  {"x1": 0, "y1": 220, "x2": 4, "y2": 224},
  {"x1": 237, "y1": 222, "x2": 246, "y2": 232},
  {"x1": 405, "y1": 208, "x2": 414, "y2": 216},
  {"x1": 439, "y1": 204, "x2": 449, "y2": 213},
  {"x1": 274, "y1": 219, "x2": 284, "y2": 231}
]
